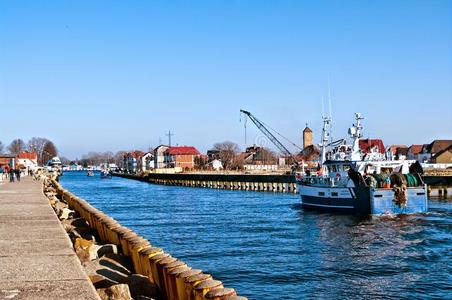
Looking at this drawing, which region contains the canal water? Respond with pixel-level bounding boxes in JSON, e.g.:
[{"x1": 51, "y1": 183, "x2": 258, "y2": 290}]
[{"x1": 60, "y1": 171, "x2": 451, "y2": 299}]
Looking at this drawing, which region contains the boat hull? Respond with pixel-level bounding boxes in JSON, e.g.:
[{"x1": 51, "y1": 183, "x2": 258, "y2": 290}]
[{"x1": 297, "y1": 183, "x2": 428, "y2": 215}]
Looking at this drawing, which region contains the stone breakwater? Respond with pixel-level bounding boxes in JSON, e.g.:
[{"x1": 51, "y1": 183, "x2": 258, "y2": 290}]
[
  {"x1": 114, "y1": 173, "x2": 299, "y2": 193},
  {"x1": 43, "y1": 178, "x2": 246, "y2": 300}
]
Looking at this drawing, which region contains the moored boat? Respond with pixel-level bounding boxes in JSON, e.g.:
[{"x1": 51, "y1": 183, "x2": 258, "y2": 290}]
[{"x1": 296, "y1": 113, "x2": 428, "y2": 215}]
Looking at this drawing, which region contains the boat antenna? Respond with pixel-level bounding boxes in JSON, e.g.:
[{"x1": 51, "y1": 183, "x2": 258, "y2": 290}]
[{"x1": 327, "y1": 74, "x2": 334, "y2": 149}]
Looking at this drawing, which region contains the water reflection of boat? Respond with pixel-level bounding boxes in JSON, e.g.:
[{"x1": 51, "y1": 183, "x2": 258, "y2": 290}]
[
  {"x1": 87, "y1": 170, "x2": 94, "y2": 177},
  {"x1": 100, "y1": 170, "x2": 112, "y2": 179}
]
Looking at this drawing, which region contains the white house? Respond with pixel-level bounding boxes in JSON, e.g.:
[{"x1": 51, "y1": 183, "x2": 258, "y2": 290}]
[
  {"x1": 210, "y1": 159, "x2": 223, "y2": 171},
  {"x1": 154, "y1": 145, "x2": 169, "y2": 169},
  {"x1": 16, "y1": 152, "x2": 38, "y2": 171},
  {"x1": 141, "y1": 152, "x2": 154, "y2": 172}
]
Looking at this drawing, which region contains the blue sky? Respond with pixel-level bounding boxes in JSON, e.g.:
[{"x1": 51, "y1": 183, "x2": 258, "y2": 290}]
[{"x1": 1, "y1": 0, "x2": 451, "y2": 159}]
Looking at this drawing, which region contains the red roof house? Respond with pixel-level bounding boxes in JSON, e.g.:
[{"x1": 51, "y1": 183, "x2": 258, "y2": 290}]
[
  {"x1": 164, "y1": 146, "x2": 201, "y2": 170},
  {"x1": 165, "y1": 146, "x2": 200, "y2": 156},
  {"x1": 17, "y1": 152, "x2": 38, "y2": 160},
  {"x1": 16, "y1": 152, "x2": 38, "y2": 169}
]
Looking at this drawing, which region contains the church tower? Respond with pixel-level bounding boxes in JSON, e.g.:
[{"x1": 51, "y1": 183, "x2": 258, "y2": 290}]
[{"x1": 303, "y1": 124, "x2": 313, "y2": 149}]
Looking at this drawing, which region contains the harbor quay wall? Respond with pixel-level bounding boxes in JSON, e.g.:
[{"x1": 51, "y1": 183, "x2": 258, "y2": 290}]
[
  {"x1": 113, "y1": 172, "x2": 299, "y2": 193},
  {"x1": 423, "y1": 176, "x2": 452, "y2": 197},
  {"x1": 112, "y1": 172, "x2": 452, "y2": 196},
  {"x1": 47, "y1": 178, "x2": 245, "y2": 300}
]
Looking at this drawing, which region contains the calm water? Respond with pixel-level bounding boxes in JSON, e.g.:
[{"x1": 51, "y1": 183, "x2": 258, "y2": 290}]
[{"x1": 60, "y1": 171, "x2": 452, "y2": 299}]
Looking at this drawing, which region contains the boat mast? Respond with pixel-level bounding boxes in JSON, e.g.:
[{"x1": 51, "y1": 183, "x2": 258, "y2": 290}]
[
  {"x1": 349, "y1": 113, "x2": 364, "y2": 161},
  {"x1": 319, "y1": 114, "x2": 332, "y2": 165},
  {"x1": 319, "y1": 77, "x2": 334, "y2": 165}
]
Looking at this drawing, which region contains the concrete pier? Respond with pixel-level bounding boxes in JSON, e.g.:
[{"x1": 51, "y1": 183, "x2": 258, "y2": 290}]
[{"x1": 0, "y1": 178, "x2": 99, "y2": 299}]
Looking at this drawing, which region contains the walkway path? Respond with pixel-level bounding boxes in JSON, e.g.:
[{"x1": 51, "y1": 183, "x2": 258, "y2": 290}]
[{"x1": 0, "y1": 177, "x2": 99, "y2": 299}]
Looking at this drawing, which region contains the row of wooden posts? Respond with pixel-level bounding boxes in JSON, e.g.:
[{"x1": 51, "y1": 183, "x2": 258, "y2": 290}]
[
  {"x1": 115, "y1": 173, "x2": 299, "y2": 193},
  {"x1": 149, "y1": 178, "x2": 299, "y2": 193},
  {"x1": 49, "y1": 178, "x2": 246, "y2": 300}
]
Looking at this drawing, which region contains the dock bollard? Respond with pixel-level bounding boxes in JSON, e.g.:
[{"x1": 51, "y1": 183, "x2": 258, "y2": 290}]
[
  {"x1": 104, "y1": 221, "x2": 122, "y2": 245},
  {"x1": 166, "y1": 265, "x2": 191, "y2": 300},
  {"x1": 128, "y1": 237, "x2": 151, "y2": 275},
  {"x1": 193, "y1": 279, "x2": 223, "y2": 300},
  {"x1": 161, "y1": 260, "x2": 188, "y2": 299},
  {"x1": 155, "y1": 256, "x2": 178, "y2": 298},
  {"x1": 119, "y1": 230, "x2": 138, "y2": 256},
  {"x1": 184, "y1": 273, "x2": 212, "y2": 300},
  {"x1": 148, "y1": 253, "x2": 171, "y2": 288},
  {"x1": 93, "y1": 211, "x2": 109, "y2": 241},
  {"x1": 137, "y1": 246, "x2": 164, "y2": 280},
  {"x1": 97, "y1": 214, "x2": 115, "y2": 241},
  {"x1": 205, "y1": 287, "x2": 237, "y2": 300},
  {"x1": 175, "y1": 269, "x2": 203, "y2": 300}
]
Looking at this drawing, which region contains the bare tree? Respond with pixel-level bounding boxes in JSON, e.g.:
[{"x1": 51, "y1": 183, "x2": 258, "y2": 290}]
[
  {"x1": 59, "y1": 156, "x2": 70, "y2": 165},
  {"x1": 254, "y1": 147, "x2": 277, "y2": 164},
  {"x1": 230, "y1": 154, "x2": 245, "y2": 170},
  {"x1": 42, "y1": 141, "x2": 58, "y2": 164},
  {"x1": 104, "y1": 151, "x2": 114, "y2": 164},
  {"x1": 80, "y1": 151, "x2": 118, "y2": 166},
  {"x1": 114, "y1": 151, "x2": 127, "y2": 168},
  {"x1": 28, "y1": 137, "x2": 50, "y2": 165},
  {"x1": 8, "y1": 138, "x2": 26, "y2": 155},
  {"x1": 194, "y1": 155, "x2": 207, "y2": 170},
  {"x1": 213, "y1": 141, "x2": 240, "y2": 169}
]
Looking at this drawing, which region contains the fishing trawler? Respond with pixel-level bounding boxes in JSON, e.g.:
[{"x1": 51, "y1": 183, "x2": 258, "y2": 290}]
[{"x1": 296, "y1": 113, "x2": 428, "y2": 215}]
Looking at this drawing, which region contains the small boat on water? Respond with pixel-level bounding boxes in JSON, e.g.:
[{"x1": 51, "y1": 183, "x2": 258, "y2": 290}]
[
  {"x1": 296, "y1": 113, "x2": 428, "y2": 215},
  {"x1": 100, "y1": 170, "x2": 112, "y2": 179},
  {"x1": 87, "y1": 170, "x2": 94, "y2": 177}
]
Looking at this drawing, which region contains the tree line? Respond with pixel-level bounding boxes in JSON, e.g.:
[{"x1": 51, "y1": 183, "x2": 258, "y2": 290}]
[
  {"x1": 76, "y1": 141, "x2": 277, "y2": 170},
  {"x1": 0, "y1": 137, "x2": 58, "y2": 165}
]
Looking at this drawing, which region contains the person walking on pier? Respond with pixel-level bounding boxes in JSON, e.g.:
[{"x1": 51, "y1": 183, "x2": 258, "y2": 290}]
[
  {"x1": 15, "y1": 168, "x2": 21, "y2": 182},
  {"x1": 9, "y1": 167, "x2": 15, "y2": 182}
]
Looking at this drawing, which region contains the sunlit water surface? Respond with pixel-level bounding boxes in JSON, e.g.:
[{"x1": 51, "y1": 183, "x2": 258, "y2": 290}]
[{"x1": 60, "y1": 171, "x2": 451, "y2": 299}]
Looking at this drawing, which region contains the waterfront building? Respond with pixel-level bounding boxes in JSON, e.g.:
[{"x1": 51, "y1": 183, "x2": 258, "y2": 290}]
[
  {"x1": 123, "y1": 151, "x2": 144, "y2": 173},
  {"x1": 359, "y1": 139, "x2": 385, "y2": 155},
  {"x1": 16, "y1": 152, "x2": 38, "y2": 171},
  {"x1": 240, "y1": 145, "x2": 280, "y2": 171},
  {"x1": 295, "y1": 145, "x2": 320, "y2": 168},
  {"x1": 206, "y1": 149, "x2": 220, "y2": 162},
  {"x1": 154, "y1": 145, "x2": 169, "y2": 169},
  {"x1": 395, "y1": 146, "x2": 409, "y2": 160},
  {"x1": 431, "y1": 144, "x2": 452, "y2": 163},
  {"x1": 163, "y1": 146, "x2": 200, "y2": 170},
  {"x1": 407, "y1": 144, "x2": 427, "y2": 162},
  {"x1": 0, "y1": 154, "x2": 16, "y2": 169},
  {"x1": 140, "y1": 152, "x2": 154, "y2": 172},
  {"x1": 209, "y1": 159, "x2": 223, "y2": 171},
  {"x1": 425, "y1": 140, "x2": 452, "y2": 160},
  {"x1": 386, "y1": 145, "x2": 408, "y2": 160}
]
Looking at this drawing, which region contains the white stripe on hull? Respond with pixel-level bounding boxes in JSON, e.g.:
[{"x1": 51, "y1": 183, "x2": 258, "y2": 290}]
[
  {"x1": 297, "y1": 184, "x2": 354, "y2": 199},
  {"x1": 302, "y1": 203, "x2": 354, "y2": 209}
]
